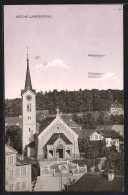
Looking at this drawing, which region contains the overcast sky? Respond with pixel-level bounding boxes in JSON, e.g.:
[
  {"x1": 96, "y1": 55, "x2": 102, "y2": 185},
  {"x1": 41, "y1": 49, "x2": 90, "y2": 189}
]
[{"x1": 4, "y1": 4, "x2": 123, "y2": 99}]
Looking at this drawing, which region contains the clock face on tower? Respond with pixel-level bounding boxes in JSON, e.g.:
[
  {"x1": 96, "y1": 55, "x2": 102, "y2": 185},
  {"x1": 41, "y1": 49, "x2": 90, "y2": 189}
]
[{"x1": 26, "y1": 95, "x2": 32, "y2": 101}]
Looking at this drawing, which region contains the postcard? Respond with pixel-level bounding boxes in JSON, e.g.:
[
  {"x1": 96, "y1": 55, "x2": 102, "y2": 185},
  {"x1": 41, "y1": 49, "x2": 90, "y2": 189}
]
[{"x1": 4, "y1": 4, "x2": 124, "y2": 192}]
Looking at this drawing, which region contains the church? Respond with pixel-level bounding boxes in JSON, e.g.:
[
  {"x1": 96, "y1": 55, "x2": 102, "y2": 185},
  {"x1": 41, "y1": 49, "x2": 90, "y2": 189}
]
[{"x1": 21, "y1": 53, "x2": 80, "y2": 160}]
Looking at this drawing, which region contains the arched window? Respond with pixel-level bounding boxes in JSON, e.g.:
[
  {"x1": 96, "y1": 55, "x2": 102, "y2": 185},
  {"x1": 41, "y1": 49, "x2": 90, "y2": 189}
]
[
  {"x1": 30, "y1": 103, "x2": 31, "y2": 112},
  {"x1": 27, "y1": 104, "x2": 29, "y2": 112},
  {"x1": 27, "y1": 104, "x2": 31, "y2": 112}
]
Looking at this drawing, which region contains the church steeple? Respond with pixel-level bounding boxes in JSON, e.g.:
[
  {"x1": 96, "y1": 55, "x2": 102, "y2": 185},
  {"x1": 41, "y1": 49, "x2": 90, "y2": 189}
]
[{"x1": 25, "y1": 47, "x2": 32, "y2": 90}]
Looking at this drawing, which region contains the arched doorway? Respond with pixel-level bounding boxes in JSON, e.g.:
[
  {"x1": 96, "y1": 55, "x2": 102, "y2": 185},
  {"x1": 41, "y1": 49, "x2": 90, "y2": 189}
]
[{"x1": 56, "y1": 144, "x2": 64, "y2": 158}]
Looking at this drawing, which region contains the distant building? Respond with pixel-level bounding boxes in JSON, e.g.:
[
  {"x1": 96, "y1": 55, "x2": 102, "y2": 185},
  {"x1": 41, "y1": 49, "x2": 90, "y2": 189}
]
[
  {"x1": 5, "y1": 117, "x2": 22, "y2": 127},
  {"x1": 96, "y1": 125, "x2": 124, "y2": 137},
  {"x1": 79, "y1": 129, "x2": 123, "y2": 151},
  {"x1": 36, "y1": 109, "x2": 49, "y2": 116},
  {"x1": 5, "y1": 144, "x2": 35, "y2": 192},
  {"x1": 110, "y1": 101, "x2": 124, "y2": 115}
]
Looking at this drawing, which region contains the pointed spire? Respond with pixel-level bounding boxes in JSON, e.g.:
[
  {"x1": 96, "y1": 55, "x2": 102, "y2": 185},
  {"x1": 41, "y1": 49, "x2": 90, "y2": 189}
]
[{"x1": 25, "y1": 47, "x2": 32, "y2": 90}]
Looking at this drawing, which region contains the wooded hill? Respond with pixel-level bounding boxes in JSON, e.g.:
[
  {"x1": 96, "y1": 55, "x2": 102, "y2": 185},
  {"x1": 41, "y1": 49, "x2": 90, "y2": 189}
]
[{"x1": 5, "y1": 89, "x2": 124, "y2": 117}]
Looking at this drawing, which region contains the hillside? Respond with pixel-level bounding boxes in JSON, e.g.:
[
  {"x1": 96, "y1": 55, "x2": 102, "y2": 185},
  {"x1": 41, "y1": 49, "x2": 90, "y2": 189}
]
[{"x1": 5, "y1": 89, "x2": 124, "y2": 117}]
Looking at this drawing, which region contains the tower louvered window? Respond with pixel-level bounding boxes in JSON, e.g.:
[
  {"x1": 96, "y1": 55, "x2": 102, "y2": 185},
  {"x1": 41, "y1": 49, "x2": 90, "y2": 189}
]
[{"x1": 27, "y1": 104, "x2": 31, "y2": 112}]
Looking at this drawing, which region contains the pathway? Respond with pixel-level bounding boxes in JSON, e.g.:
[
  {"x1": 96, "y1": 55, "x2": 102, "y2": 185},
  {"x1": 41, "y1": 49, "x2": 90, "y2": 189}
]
[{"x1": 34, "y1": 173, "x2": 83, "y2": 191}]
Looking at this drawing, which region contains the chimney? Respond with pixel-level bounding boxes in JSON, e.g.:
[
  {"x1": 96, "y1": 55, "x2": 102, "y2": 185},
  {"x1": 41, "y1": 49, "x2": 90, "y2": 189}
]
[{"x1": 19, "y1": 154, "x2": 24, "y2": 160}]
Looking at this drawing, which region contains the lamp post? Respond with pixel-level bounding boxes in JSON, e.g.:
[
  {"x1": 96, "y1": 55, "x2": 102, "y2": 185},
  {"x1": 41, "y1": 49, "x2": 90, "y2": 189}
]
[
  {"x1": 60, "y1": 169, "x2": 62, "y2": 191},
  {"x1": 59, "y1": 165, "x2": 63, "y2": 191}
]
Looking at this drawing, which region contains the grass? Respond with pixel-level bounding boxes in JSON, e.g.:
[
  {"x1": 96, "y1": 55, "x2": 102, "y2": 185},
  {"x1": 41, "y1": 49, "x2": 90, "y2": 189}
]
[{"x1": 68, "y1": 173, "x2": 124, "y2": 192}]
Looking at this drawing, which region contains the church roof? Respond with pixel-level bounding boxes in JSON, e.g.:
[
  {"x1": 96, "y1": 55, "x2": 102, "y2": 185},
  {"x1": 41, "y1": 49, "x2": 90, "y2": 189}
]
[
  {"x1": 46, "y1": 133, "x2": 72, "y2": 145},
  {"x1": 21, "y1": 53, "x2": 36, "y2": 95},
  {"x1": 25, "y1": 56, "x2": 32, "y2": 90},
  {"x1": 38, "y1": 117, "x2": 56, "y2": 135},
  {"x1": 38, "y1": 115, "x2": 81, "y2": 136},
  {"x1": 60, "y1": 115, "x2": 80, "y2": 128}
]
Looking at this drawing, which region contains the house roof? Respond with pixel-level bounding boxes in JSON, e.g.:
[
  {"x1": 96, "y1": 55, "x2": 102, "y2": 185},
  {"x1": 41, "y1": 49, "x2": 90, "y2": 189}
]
[
  {"x1": 47, "y1": 133, "x2": 72, "y2": 145},
  {"x1": 36, "y1": 110, "x2": 49, "y2": 114},
  {"x1": 78, "y1": 128, "x2": 124, "y2": 141},
  {"x1": 26, "y1": 141, "x2": 35, "y2": 148},
  {"x1": 96, "y1": 125, "x2": 124, "y2": 137},
  {"x1": 78, "y1": 129, "x2": 97, "y2": 139},
  {"x1": 5, "y1": 144, "x2": 17, "y2": 154},
  {"x1": 110, "y1": 101, "x2": 122, "y2": 108},
  {"x1": 97, "y1": 130, "x2": 124, "y2": 140},
  {"x1": 97, "y1": 125, "x2": 113, "y2": 130},
  {"x1": 5, "y1": 117, "x2": 22, "y2": 125},
  {"x1": 16, "y1": 154, "x2": 36, "y2": 165}
]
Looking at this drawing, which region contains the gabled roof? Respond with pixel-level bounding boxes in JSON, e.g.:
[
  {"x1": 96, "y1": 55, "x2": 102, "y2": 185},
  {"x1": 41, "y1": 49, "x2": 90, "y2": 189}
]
[
  {"x1": 38, "y1": 115, "x2": 81, "y2": 136},
  {"x1": 110, "y1": 101, "x2": 122, "y2": 108},
  {"x1": 21, "y1": 88, "x2": 36, "y2": 96},
  {"x1": 5, "y1": 117, "x2": 22, "y2": 125},
  {"x1": 97, "y1": 130, "x2": 124, "y2": 140},
  {"x1": 96, "y1": 125, "x2": 113, "y2": 130},
  {"x1": 60, "y1": 115, "x2": 79, "y2": 128},
  {"x1": 38, "y1": 117, "x2": 55, "y2": 135},
  {"x1": 78, "y1": 129, "x2": 97, "y2": 139},
  {"x1": 16, "y1": 154, "x2": 37, "y2": 165},
  {"x1": 26, "y1": 141, "x2": 35, "y2": 148},
  {"x1": 47, "y1": 133, "x2": 72, "y2": 145},
  {"x1": 97, "y1": 125, "x2": 124, "y2": 137},
  {"x1": 78, "y1": 128, "x2": 124, "y2": 141},
  {"x1": 5, "y1": 144, "x2": 17, "y2": 154}
]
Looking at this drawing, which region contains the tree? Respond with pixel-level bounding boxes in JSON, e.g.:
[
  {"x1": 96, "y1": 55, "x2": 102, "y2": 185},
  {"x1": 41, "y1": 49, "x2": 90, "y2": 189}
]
[
  {"x1": 6, "y1": 126, "x2": 22, "y2": 153},
  {"x1": 82, "y1": 113, "x2": 97, "y2": 129},
  {"x1": 5, "y1": 89, "x2": 124, "y2": 116},
  {"x1": 97, "y1": 112, "x2": 105, "y2": 125}
]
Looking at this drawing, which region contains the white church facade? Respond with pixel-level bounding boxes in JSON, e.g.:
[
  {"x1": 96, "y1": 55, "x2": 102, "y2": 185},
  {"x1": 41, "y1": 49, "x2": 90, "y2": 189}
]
[{"x1": 21, "y1": 53, "x2": 80, "y2": 160}]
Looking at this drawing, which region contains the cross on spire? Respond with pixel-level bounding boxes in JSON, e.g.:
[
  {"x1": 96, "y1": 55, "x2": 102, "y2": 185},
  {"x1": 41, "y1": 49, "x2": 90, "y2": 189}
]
[
  {"x1": 56, "y1": 108, "x2": 60, "y2": 116},
  {"x1": 27, "y1": 47, "x2": 29, "y2": 64}
]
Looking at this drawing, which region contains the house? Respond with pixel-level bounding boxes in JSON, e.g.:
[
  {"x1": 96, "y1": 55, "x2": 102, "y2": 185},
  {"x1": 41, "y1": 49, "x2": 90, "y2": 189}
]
[
  {"x1": 96, "y1": 125, "x2": 124, "y2": 137},
  {"x1": 5, "y1": 117, "x2": 23, "y2": 127},
  {"x1": 5, "y1": 144, "x2": 35, "y2": 191},
  {"x1": 5, "y1": 117, "x2": 23, "y2": 134},
  {"x1": 36, "y1": 109, "x2": 49, "y2": 116},
  {"x1": 79, "y1": 128, "x2": 123, "y2": 151},
  {"x1": 110, "y1": 101, "x2": 124, "y2": 115},
  {"x1": 90, "y1": 130, "x2": 123, "y2": 151},
  {"x1": 96, "y1": 125, "x2": 124, "y2": 149}
]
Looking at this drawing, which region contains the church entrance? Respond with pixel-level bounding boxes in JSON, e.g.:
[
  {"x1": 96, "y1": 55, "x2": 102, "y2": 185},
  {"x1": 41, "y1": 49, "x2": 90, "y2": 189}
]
[
  {"x1": 56, "y1": 149, "x2": 63, "y2": 158},
  {"x1": 56, "y1": 144, "x2": 64, "y2": 159}
]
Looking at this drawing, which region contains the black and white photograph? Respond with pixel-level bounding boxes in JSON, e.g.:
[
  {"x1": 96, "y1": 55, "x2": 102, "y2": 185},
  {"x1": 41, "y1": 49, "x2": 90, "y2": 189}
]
[{"x1": 4, "y1": 4, "x2": 124, "y2": 191}]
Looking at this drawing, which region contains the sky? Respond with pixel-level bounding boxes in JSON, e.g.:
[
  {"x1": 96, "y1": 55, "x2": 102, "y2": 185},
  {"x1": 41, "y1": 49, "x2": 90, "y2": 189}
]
[{"x1": 4, "y1": 4, "x2": 123, "y2": 99}]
